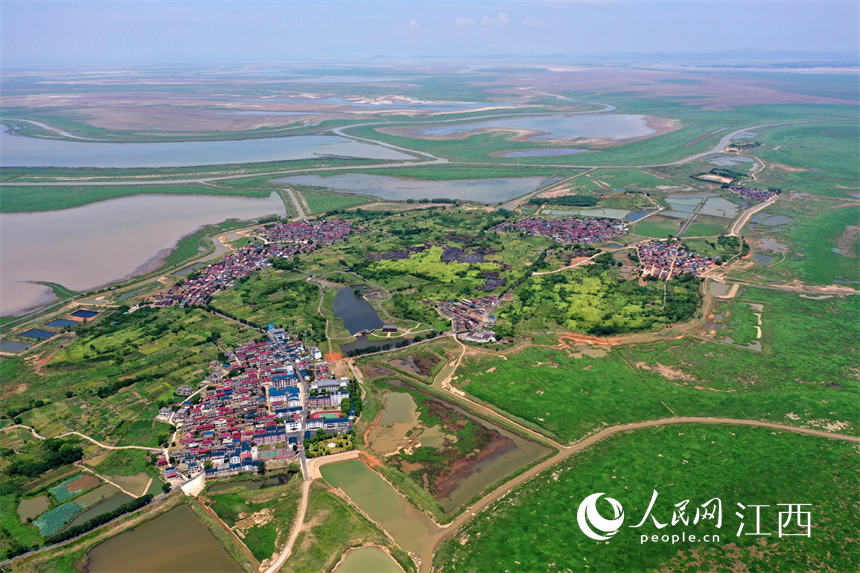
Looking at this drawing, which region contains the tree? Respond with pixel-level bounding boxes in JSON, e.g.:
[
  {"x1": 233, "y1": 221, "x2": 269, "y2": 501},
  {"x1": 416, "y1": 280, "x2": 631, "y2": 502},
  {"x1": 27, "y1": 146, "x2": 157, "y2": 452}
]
[
  {"x1": 161, "y1": 482, "x2": 171, "y2": 494},
  {"x1": 257, "y1": 461, "x2": 267, "y2": 475},
  {"x1": 204, "y1": 460, "x2": 213, "y2": 469}
]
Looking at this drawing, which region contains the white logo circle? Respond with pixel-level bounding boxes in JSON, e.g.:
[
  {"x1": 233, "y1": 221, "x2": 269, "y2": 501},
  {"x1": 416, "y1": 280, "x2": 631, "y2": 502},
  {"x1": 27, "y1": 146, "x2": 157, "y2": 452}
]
[{"x1": 577, "y1": 493, "x2": 625, "y2": 540}]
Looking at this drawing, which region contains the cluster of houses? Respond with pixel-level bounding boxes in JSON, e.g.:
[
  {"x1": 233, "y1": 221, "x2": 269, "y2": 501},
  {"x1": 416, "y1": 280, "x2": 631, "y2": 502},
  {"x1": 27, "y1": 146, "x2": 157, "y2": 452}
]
[
  {"x1": 728, "y1": 186, "x2": 780, "y2": 202},
  {"x1": 492, "y1": 217, "x2": 627, "y2": 245},
  {"x1": 637, "y1": 240, "x2": 718, "y2": 279},
  {"x1": 437, "y1": 297, "x2": 499, "y2": 333},
  {"x1": 258, "y1": 219, "x2": 358, "y2": 246},
  {"x1": 460, "y1": 330, "x2": 498, "y2": 344},
  {"x1": 152, "y1": 220, "x2": 357, "y2": 308},
  {"x1": 159, "y1": 327, "x2": 355, "y2": 479}
]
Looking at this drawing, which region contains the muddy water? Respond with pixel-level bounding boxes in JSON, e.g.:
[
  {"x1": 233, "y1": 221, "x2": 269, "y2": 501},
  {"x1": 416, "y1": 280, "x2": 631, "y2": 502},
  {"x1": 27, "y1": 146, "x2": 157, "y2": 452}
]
[
  {"x1": 86, "y1": 504, "x2": 242, "y2": 572},
  {"x1": 371, "y1": 387, "x2": 550, "y2": 514},
  {"x1": 1, "y1": 193, "x2": 285, "y2": 315},
  {"x1": 709, "y1": 282, "x2": 732, "y2": 296},
  {"x1": 320, "y1": 461, "x2": 442, "y2": 561},
  {"x1": 335, "y1": 546, "x2": 404, "y2": 573},
  {"x1": 17, "y1": 495, "x2": 51, "y2": 521}
]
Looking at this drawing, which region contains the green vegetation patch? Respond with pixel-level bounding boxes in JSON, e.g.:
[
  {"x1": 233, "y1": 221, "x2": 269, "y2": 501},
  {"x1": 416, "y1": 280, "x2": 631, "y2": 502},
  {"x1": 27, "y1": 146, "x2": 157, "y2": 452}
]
[
  {"x1": 504, "y1": 263, "x2": 702, "y2": 337},
  {"x1": 282, "y1": 483, "x2": 415, "y2": 573},
  {"x1": 32, "y1": 501, "x2": 80, "y2": 537},
  {"x1": 435, "y1": 425, "x2": 859, "y2": 573}
]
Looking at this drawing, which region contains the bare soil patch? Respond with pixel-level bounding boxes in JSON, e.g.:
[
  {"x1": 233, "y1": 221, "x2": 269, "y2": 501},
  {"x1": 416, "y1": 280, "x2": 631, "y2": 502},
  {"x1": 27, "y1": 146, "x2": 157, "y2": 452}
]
[{"x1": 834, "y1": 225, "x2": 859, "y2": 258}]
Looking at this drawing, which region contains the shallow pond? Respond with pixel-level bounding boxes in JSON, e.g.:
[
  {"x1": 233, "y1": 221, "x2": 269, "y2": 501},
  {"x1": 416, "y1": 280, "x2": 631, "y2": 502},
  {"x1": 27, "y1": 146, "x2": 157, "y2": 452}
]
[
  {"x1": 86, "y1": 504, "x2": 243, "y2": 573},
  {"x1": 332, "y1": 288, "x2": 384, "y2": 335},
  {"x1": 1, "y1": 128, "x2": 412, "y2": 168},
  {"x1": 1, "y1": 193, "x2": 286, "y2": 315},
  {"x1": 753, "y1": 254, "x2": 775, "y2": 265},
  {"x1": 320, "y1": 461, "x2": 440, "y2": 559},
  {"x1": 625, "y1": 211, "x2": 651, "y2": 222},
  {"x1": 275, "y1": 173, "x2": 551, "y2": 203},
  {"x1": 335, "y1": 546, "x2": 404, "y2": 573},
  {"x1": 379, "y1": 392, "x2": 418, "y2": 426},
  {"x1": 708, "y1": 282, "x2": 732, "y2": 297},
  {"x1": 409, "y1": 114, "x2": 654, "y2": 141},
  {"x1": 0, "y1": 340, "x2": 31, "y2": 353},
  {"x1": 17, "y1": 495, "x2": 51, "y2": 522}
]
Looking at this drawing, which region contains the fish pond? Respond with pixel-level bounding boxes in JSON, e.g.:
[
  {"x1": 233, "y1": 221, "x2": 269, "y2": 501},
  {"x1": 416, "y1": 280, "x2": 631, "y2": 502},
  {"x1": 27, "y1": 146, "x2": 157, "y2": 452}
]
[
  {"x1": 85, "y1": 504, "x2": 243, "y2": 573},
  {"x1": 275, "y1": 173, "x2": 552, "y2": 203},
  {"x1": 44, "y1": 319, "x2": 77, "y2": 328},
  {"x1": 0, "y1": 341, "x2": 31, "y2": 353},
  {"x1": 335, "y1": 546, "x2": 404, "y2": 573},
  {"x1": 20, "y1": 329, "x2": 54, "y2": 340}
]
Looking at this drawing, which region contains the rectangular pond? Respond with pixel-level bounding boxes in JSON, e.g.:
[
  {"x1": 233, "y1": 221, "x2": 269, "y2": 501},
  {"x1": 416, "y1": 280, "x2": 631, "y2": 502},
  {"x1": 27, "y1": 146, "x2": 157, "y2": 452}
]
[
  {"x1": 1, "y1": 128, "x2": 412, "y2": 168},
  {"x1": 71, "y1": 309, "x2": 100, "y2": 319},
  {"x1": 85, "y1": 504, "x2": 243, "y2": 573},
  {"x1": 275, "y1": 173, "x2": 552, "y2": 203},
  {"x1": 1, "y1": 193, "x2": 286, "y2": 316},
  {"x1": 45, "y1": 319, "x2": 78, "y2": 328},
  {"x1": 20, "y1": 329, "x2": 54, "y2": 340},
  {"x1": 0, "y1": 340, "x2": 31, "y2": 353}
]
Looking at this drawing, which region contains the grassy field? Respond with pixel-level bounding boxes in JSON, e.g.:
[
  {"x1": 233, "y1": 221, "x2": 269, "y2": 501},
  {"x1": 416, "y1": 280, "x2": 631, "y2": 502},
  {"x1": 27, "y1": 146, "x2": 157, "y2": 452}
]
[
  {"x1": 210, "y1": 268, "x2": 326, "y2": 341},
  {"x1": 205, "y1": 471, "x2": 302, "y2": 563},
  {"x1": 282, "y1": 482, "x2": 415, "y2": 573},
  {"x1": 297, "y1": 187, "x2": 372, "y2": 213},
  {"x1": 629, "y1": 215, "x2": 682, "y2": 238},
  {"x1": 434, "y1": 424, "x2": 859, "y2": 573},
  {"x1": 459, "y1": 287, "x2": 858, "y2": 443},
  {"x1": 0, "y1": 307, "x2": 255, "y2": 443}
]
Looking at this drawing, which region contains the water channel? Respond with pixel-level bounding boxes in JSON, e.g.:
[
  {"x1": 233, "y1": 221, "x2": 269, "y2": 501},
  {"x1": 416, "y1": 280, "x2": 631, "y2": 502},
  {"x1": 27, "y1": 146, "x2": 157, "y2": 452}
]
[{"x1": 0, "y1": 128, "x2": 412, "y2": 168}]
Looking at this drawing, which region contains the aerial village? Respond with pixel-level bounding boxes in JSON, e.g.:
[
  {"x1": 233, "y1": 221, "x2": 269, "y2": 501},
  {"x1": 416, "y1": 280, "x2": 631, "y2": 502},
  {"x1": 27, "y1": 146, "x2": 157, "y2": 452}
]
[
  {"x1": 637, "y1": 240, "x2": 719, "y2": 279},
  {"x1": 152, "y1": 220, "x2": 357, "y2": 308},
  {"x1": 492, "y1": 216, "x2": 627, "y2": 245},
  {"x1": 728, "y1": 186, "x2": 781, "y2": 202},
  {"x1": 156, "y1": 326, "x2": 356, "y2": 481}
]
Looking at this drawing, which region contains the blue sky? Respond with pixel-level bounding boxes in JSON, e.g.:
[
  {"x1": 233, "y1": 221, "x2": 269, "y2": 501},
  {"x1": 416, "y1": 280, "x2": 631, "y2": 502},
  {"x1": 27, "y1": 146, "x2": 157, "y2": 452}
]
[{"x1": 2, "y1": 1, "x2": 857, "y2": 65}]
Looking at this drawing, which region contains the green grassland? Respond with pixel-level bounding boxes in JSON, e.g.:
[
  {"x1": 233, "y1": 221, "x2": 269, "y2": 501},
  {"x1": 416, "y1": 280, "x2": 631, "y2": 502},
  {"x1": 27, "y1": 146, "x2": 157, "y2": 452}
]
[
  {"x1": 282, "y1": 482, "x2": 415, "y2": 573},
  {"x1": 629, "y1": 215, "x2": 682, "y2": 238},
  {"x1": 295, "y1": 187, "x2": 373, "y2": 213},
  {"x1": 434, "y1": 424, "x2": 859, "y2": 573},
  {"x1": 0, "y1": 307, "x2": 255, "y2": 443},
  {"x1": 500, "y1": 264, "x2": 702, "y2": 337},
  {"x1": 90, "y1": 449, "x2": 157, "y2": 479},
  {"x1": 459, "y1": 287, "x2": 858, "y2": 443},
  {"x1": 205, "y1": 471, "x2": 302, "y2": 563},
  {"x1": 115, "y1": 420, "x2": 173, "y2": 448},
  {"x1": 210, "y1": 268, "x2": 326, "y2": 341}
]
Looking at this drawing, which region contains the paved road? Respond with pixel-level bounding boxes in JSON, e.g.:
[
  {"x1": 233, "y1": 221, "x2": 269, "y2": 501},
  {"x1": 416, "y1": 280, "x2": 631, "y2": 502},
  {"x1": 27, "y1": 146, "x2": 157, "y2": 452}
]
[
  {"x1": 284, "y1": 188, "x2": 307, "y2": 219},
  {"x1": 729, "y1": 193, "x2": 780, "y2": 237}
]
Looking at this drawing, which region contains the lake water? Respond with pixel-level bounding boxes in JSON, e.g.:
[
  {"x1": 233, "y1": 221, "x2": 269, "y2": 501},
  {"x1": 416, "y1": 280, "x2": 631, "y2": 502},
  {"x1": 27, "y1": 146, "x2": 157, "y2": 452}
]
[
  {"x1": 0, "y1": 128, "x2": 412, "y2": 168},
  {"x1": 409, "y1": 114, "x2": 653, "y2": 141},
  {"x1": 335, "y1": 547, "x2": 404, "y2": 573},
  {"x1": 1, "y1": 193, "x2": 286, "y2": 316},
  {"x1": 340, "y1": 335, "x2": 409, "y2": 356},
  {"x1": 276, "y1": 173, "x2": 551, "y2": 203},
  {"x1": 86, "y1": 504, "x2": 243, "y2": 573},
  {"x1": 332, "y1": 288, "x2": 385, "y2": 334},
  {"x1": 503, "y1": 148, "x2": 589, "y2": 157}
]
